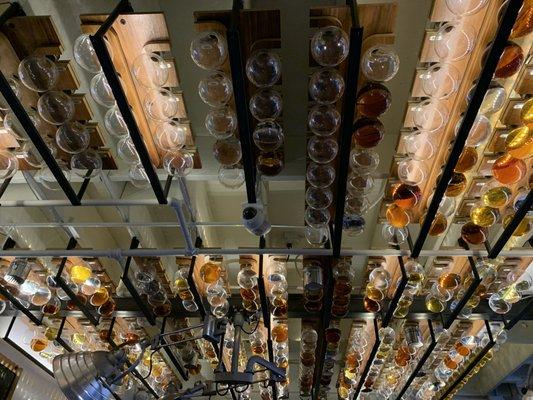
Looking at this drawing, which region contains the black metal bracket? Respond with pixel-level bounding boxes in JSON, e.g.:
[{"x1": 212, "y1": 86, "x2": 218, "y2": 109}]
[
  {"x1": 187, "y1": 237, "x2": 207, "y2": 319},
  {"x1": 120, "y1": 237, "x2": 157, "y2": 325},
  {"x1": 55, "y1": 317, "x2": 74, "y2": 352},
  {"x1": 382, "y1": 254, "x2": 408, "y2": 327},
  {"x1": 55, "y1": 238, "x2": 100, "y2": 326},
  {"x1": 438, "y1": 320, "x2": 495, "y2": 400},
  {"x1": 159, "y1": 317, "x2": 189, "y2": 381},
  {"x1": 0, "y1": 177, "x2": 12, "y2": 200},
  {"x1": 89, "y1": 0, "x2": 167, "y2": 204},
  {"x1": 352, "y1": 319, "x2": 380, "y2": 398},
  {"x1": 394, "y1": 320, "x2": 436, "y2": 400},
  {"x1": 411, "y1": 0, "x2": 524, "y2": 258},
  {"x1": 227, "y1": 0, "x2": 256, "y2": 204}
]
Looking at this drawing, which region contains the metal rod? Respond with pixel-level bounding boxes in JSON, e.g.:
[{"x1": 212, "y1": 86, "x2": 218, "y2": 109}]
[
  {"x1": 395, "y1": 320, "x2": 436, "y2": 400},
  {"x1": 169, "y1": 198, "x2": 196, "y2": 254},
  {"x1": 159, "y1": 317, "x2": 189, "y2": 380},
  {"x1": 504, "y1": 297, "x2": 533, "y2": 330},
  {"x1": 227, "y1": 0, "x2": 256, "y2": 203},
  {"x1": 76, "y1": 170, "x2": 93, "y2": 200},
  {"x1": 55, "y1": 317, "x2": 74, "y2": 352},
  {"x1": 187, "y1": 238, "x2": 206, "y2": 319},
  {"x1": 353, "y1": 319, "x2": 380, "y2": 398},
  {"x1": 121, "y1": 237, "x2": 157, "y2": 325},
  {"x1": 382, "y1": 255, "x2": 408, "y2": 327},
  {"x1": 163, "y1": 174, "x2": 174, "y2": 198},
  {"x1": 411, "y1": 0, "x2": 524, "y2": 258},
  {"x1": 90, "y1": 3, "x2": 167, "y2": 204},
  {"x1": 437, "y1": 321, "x2": 495, "y2": 400},
  {"x1": 332, "y1": 25, "x2": 363, "y2": 257},
  {"x1": 489, "y1": 189, "x2": 533, "y2": 258},
  {"x1": 0, "y1": 177, "x2": 12, "y2": 199}
]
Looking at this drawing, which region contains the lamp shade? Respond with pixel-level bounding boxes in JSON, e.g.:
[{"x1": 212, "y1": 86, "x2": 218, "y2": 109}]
[{"x1": 53, "y1": 351, "x2": 125, "y2": 400}]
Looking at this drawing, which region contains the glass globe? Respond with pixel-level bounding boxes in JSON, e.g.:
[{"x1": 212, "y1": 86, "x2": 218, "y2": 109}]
[
  {"x1": 35, "y1": 164, "x2": 71, "y2": 190},
  {"x1": 73, "y1": 34, "x2": 102, "y2": 74},
  {"x1": 205, "y1": 107, "x2": 236, "y2": 139},
  {"x1": 420, "y1": 63, "x2": 460, "y2": 99},
  {"x1": 198, "y1": 72, "x2": 232, "y2": 108},
  {"x1": 55, "y1": 122, "x2": 90, "y2": 154},
  {"x1": 349, "y1": 148, "x2": 379, "y2": 174},
  {"x1": 488, "y1": 293, "x2": 511, "y2": 314},
  {"x1": 90, "y1": 72, "x2": 115, "y2": 107},
  {"x1": 37, "y1": 91, "x2": 75, "y2": 125},
  {"x1": 0, "y1": 150, "x2": 19, "y2": 180},
  {"x1": 381, "y1": 224, "x2": 407, "y2": 245},
  {"x1": 245, "y1": 50, "x2": 281, "y2": 87},
  {"x1": 257, "y1": 152, "x2": 284, "y2": 176},
  {"x1": 369, "y1": 266, "x2": 391, "y2": 290},
  {"x1": 0, "y1": 78, "x2": 20, "y2": 111},
  {"x1": 213, "y1": 138, "x2": 242, "y2": 166},
  {"x1": 129, "y1": 162, "x2": 150, "y2": 189},
  {"x1": 308, "y1": 104, "x2": 340, "y2": 136},
  {"x1": 398, "y1": 158, "x2": 427, "y2": 186},
  {"x1": 412, "y1": 99, "x2": 448, "y2": 133},
  {"x1": 104, "y1": 106, "x2": 129, "y2": 138},
  {"x1": 249, "y1": 88, "x2": 282, "y2": 121},
  {"x1": 311, "y1": 26, "x2": 349, "y2": 67},
  {"x1": 213, "y1": 300, "x2": 230, "y2": 318},
  {"x1": 433, "y1": 22, "x2": 476, "y2": 62},
  {"x1": 345, "y1": 194, "x2": 369, "y2": 214},
  {"x1": 17, "y1": 141, "x2": 44, "y2": 168},
  {"x1": 460, "y1": 114, "x2": 491, "y2": 147},
  {"x1": 253, "y1": 121, "x2": 284, "y2": 151},
  {"x1": 131, "y1": 52, "x2": 170, "y2": 88},
  {"x1": 361, "y1": 45, "x2": 399, "y2": 82},
  {"x1": 404, "y1": 132, "x2": 436, "y2": 161},
  {"x1": 306, "y1": 162, "x2": 335, "y2": 188},
  {"x1": 144, "y1": 88, "x2": 179, "y2": 121},
  {"x1": 190, "y1": 31, "x2": 227, "y2": 70},
  {"x1": 183, "y1": 300, "x2": 199, "y2": 312},
  {"x1": 163, "y1": 150, "x2": 194, "y2": 177},
  {"x1": 4, "y1": 109, "x2": 43, "y2": 142},
  {"x1": 445, "y1": 0, "x2": 488, "y2": 16},
  {"x1": 18, "y1": 55, "x2": 59, "y2": 92},
  {"x1": 305, "y1": 186, "x2": 333, "y2": 209},
  {"x1": 155, "y1": 120, "x2": 186, "y2": 151},
  {"x1": 218, "y1": 165, "x2": 245, "y2": 189},
  {"x1": 347, "y1": 173, "x2": 374, "y2": 195},
  {"x1": 117, "y1": 136, "x2": 140, "y2": 164},
  {"x1": 237, "y1": 266, "x2": 258, "y2": 289},
  {"x1": 70, "y1": 149, "x2": 102, "y2": 178},
  {"x1": 309, "y1": 68, "x2": 345, "y2": 104},
  {"x1": 307, "y1": 136, "x2": 338, "y2": 164},
  {"x1": 305, "y1": 207, "x2": 330, "y2": 228},
  {"x1": 343, "y1": 213, "x2": 365, "y2": 236}
]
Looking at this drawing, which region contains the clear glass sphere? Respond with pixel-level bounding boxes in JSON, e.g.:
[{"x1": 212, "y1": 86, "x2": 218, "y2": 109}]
[
  {"x1": 237, "y1": 266, "x2": 258, "y2": 289},
  {"x1": 0, "y1": 150, "x2": 19, "y2": 180},
  {"x1": 73, "y1": 34, "x2": 102, "y2": 74},
  {"x1": 420, "y1": 63, "x2": 460, "y2": 99},
  {"x1": 245, "y1": 50, "x2": 281, "y2": 87},
  {"x1": 345, "y1": 194, "x2": 369, "y2": 214},
  {"x1": 434, "y1": 22, "x2": 476, "y2": 62},
  {"x1": 117, "y1": 136, "x2": 140, "y2": 164},
  {"x1": 0, "y1": 78, "x2": 20, "y2": 111},
  {"x1": 311, "y1": 26, "x2": 349, "y2": 67},
  {"x1": 190, "y1": 31, "x2": 227, "y2": 70},
  {"x1": 445, "y1": 0, "x2": 488, "y2": 16},
  {"x1": 361, "y1": 45, "x2": 400, "y2": 82},
  {"x1": 404, "y1": 132, "x2": 436, "y2": 161},
  {"x1": 305, "y1": 207, "x2": 331, "y2": 228},
  {"x1": 70, "y1": 149, "x2": 102, "y2": 178},
  {"x1": 307, "y1": 136, "x2": 338, "y2": 164},
  {"x1": 343, "y1": 213, "x2": 365, "y2": 236},
  {"x1": 253, "y1": 121, "x2": 284, "y2": 151},
  {"x1": 306, "y1": 186, "x2": 333, "y2": 209},
  {"x1": 155, "y1": 120, "x2": 186, "y2": 151},
  {"x1": 349, "y1": 148, "x2": 380, "y2": 174},
  {"x1": 308, "y1": 104, "x2": 340, "y2": 136},
  {"x1": 37, "y1": 91, "x2": 75, "y2": 125},
  {"x1": 90, "y1": 72, "x2": 115, "y2": 107},
  {"x1": 129, "y1": 162, "x2": 150, "y2": 189},
  {"x1": 4, "y1": 109, "x2": 42, "y2": 142},
  {"x1": 131, "y1": 52, "x2": 170, "y2": 88},
  {"x1": 18, "y1": 55, "x2": 58, "y2": 92},
  {"x1": 382, "y1": 224, "x2": 407, "y2": 245},
  {"x1": 218, "y1": 165, "x2": 245, "y2": 189},
  {"x1": 412, "y1": 99, "x2": 448, "y2": 133},
  {"x1": 198, "y1": 72, "x2": 232, "y2": 108},
  {"x1": 460, "y1": 114, "x2": 491, "y2": 147},
  {"x1": 213, "y1": 299, "x2": 230, "y2": 318},
  {"x1": 306, "y1": 162, "x2": 335, "y2": 188},
  {"x1": 398, "y1": 158, "x2": 427, "y2": 186},
  {"x1": 35, "y1": 164, "x2": 71, "y2": 190},
  {"x1": 183, "y1": 300, "x2": 198, "y2": 312},
  {"x1": 104, "y1": 106, "x2": 129, "y2": 138},
  {"x1": 17, "y1": 141, "x2": 44, "y2": 168},
  {"x1": 347, "y1": 173, "x2": 374, "y2": 195},
  {"x1": 143, "y1": 88, "x2": 179, "y2": 121},
  {"x1": 309, "y1": 68, "x2": 345, "y2": 104},
  {"x1": 473, "y1": 81, "x2": 506, "y2": 115},
  {"x1": 205, "y1": 107, "x2": 236, "y2": 139},
  {"x1": 163, "y1": 150, "x2": 194, "y2": 177},
  {"x1": 55, "y1": 122, "x2": 90, "y2": 154},
  {"x1": 249, "y1": 88, "x2": 282, "y2": 121},
  {"x1": 488, "y1": 293, "x2": 511, "y2": 314},
  {"x1": 213, "y1": 138, "x2": 242, "y2": 166}
]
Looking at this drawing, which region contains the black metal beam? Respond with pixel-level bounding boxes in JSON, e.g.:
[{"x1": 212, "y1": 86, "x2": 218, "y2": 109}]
[
  {"x1": 382, "y1": 255, "x2": 407, "y2": 327},
  {"x1": 438, "y1": 321, "x2": 494, "y2": 400},
  {"x1": 332, "y1": 24, "x2": 363, "y2": 257},
  {"x1": 187, "y1": 237, "x2": 206, "y2": 319},
  {"x1": 504, "y1": 297, "x2": 533, "y2": 331},
  {"x1": 411, "y1": 0, "x2": 524, "y2": 258},
  {"x1": 90, "y1": 0, "x2": 167, "y2": 204},
  {"x1": 0, "y1": 177, "x2": 12, "y2": 199},
  {"x1": 121, "y1": 237, "x2": 157, "y2": 325},
  {"x1": 227, "y1": 0, "x2": 256, "y2": 203},
  {"x1": 488, "y1": 189, "x2": 533, "y2": 258},
  {"x1": 352, "y1": 319, "x2": 380, "y2": 398},
  {"x1": 395, "y1": 320, "x2": 436, "y2": 400},
  {"x1": 159, "y1": 317, "x2": 189, "y2": 381}
]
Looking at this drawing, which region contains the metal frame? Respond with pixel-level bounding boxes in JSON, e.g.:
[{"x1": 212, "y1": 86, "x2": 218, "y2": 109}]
[
  {"x1": 411, "y1": 0, "x2": 524, "y2": 258},
  {"x1": 382, "y1": 254, "x2": 408, "y2": 327},
  {"x1": 89, "y1": 0, "x2": 168, "y2": 204},
  {"x1": 437, "y1": 320, "x2": 495, "y2": 400},
  {"x1": 352, "y1": 319, "x2": 380, "y2": 398},
  {"x1": 54, "y1": 317, "x2": 74, "y2": 353},
  {"x1": 394, "y1": 320, "x2": 436, "y2": 400},
  {"x1": 187, "y1": 237, "x2": 207, "y2": 319},
  {"x1": 159, "y1": 317, "x2": 189, "y2": 381}
]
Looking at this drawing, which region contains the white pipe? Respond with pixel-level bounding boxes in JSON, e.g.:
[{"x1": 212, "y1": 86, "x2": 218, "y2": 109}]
[
  {"x1": 0, "y1": 221, "x2": 305, "y2": 229},
  {"x1": 0, "y1": 198, "x2": 162, "y2": 207},
  {"x1": 168, "y1": 198, "x2": 195, "y2": 254}
]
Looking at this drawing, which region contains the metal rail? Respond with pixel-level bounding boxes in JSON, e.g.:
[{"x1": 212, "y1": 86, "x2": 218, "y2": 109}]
[{"x1": 352, "y1": 319, "x2": 380, "y2": 399}]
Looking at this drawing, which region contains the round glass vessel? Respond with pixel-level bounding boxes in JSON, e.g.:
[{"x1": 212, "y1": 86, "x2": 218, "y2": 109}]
[
  {"x1": 356, "y1": 83, "x2": 392, "y2": 118},
  {"x1": 505, "y1": 126, "x2": 532, "y2": 160},
  {"x1": 470, "y1": 205, "x2": 498, "y2": 227},
  {"x1": 510, "y1": 0, "x2": 533, "y2": 39},
  {"x1": 494, "y1": 41, "x2": 524, "y2": 78},
  {"x1": 520, "y1": 97, "x2": 533, "y2": 128},
  {"x1": 392, "y1": 183, "x2": 422, "y2": 210},
  {"x1": 492, "y1": 154, "x2": 526, "y2": 185},
  {"x1": 455, "y1": 146, "x2": 478, "y2": 173},
  {"x1": 461, "y1": 222, "x2": 487, "y2": 245},
  {"x1": 385, "y1": 204, "x2": 410, "y2": 228},
  {"x1": 445, "y1": 172, "x2": 467, "y2": 197},
  {"x1": 353, "y1": 118, "x2": 385, "y2": 148}
]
